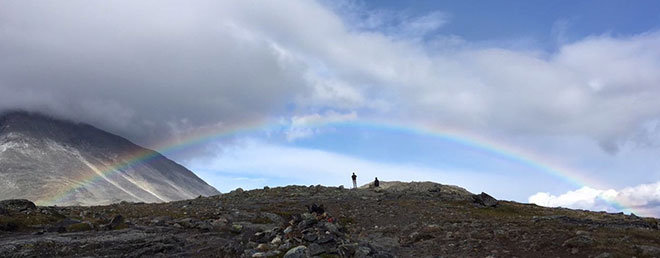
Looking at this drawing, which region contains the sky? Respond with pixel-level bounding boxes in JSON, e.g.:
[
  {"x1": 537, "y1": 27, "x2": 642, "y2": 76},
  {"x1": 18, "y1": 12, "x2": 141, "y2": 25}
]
[{"x1": 2, "y1": 0, "x2": 660, "y2": 216}]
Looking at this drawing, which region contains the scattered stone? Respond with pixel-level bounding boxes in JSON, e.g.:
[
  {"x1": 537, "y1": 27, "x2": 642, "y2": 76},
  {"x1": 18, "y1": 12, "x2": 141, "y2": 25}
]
[
  {"x1": 308, "y1": 243, "x2": 325, "y2": 256},
  {"x1": 356, "y1": 246, "x2": 372, "y2": 257},
  {"x1": 635, "y1": 245, "x2": 660, "y2": 256},
  {"x1": 252, "y1": 252, "x2": 266, "y2": 258},
  {"x1": 271, "y1": 236, "x2": 282, "y2": 245},
  {"x1": 231, "y1": 223, "x2": 244, "y2": 234},
  {"x1": 256, "y1": 243, "x2": 269, "y2": 252},
  {"x1": 562, "y1": 235, "x2": 595, "y2": 248},
  {"x1": 306, "y1": 203, "x2": 325, "y2": 214},
  {"x1": 303, "y1": 232, "x2": 317, "y2": 242},
  {"x1": 595, "y1": 252, "x2": 613, "y2": 258},
  {"x1": 0, "y1": 183, "x2": 657, "y2": 257},
  {"x1": 101, "y1": 214, "x2": 125, "y2": 230}
]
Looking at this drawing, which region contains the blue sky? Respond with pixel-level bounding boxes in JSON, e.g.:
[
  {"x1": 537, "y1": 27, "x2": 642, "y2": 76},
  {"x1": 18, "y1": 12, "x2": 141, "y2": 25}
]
[
  {"x1": 347, "y1": 0, "x2": 660, "y2": 47},
  {"x1": 3, "y1": 0, "x2": 660, "y2": 216}
]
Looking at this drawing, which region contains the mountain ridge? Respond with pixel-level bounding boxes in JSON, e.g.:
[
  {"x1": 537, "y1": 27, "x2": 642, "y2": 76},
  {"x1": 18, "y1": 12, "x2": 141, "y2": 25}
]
[{"x1": 0, "y1": 110, "x2": 219, "y2": 206}]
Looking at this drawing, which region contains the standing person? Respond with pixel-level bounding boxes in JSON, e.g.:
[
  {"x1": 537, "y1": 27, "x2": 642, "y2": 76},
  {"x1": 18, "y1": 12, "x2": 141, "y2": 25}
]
[
  {"x1": 374, "y1": 177, "x2": 380, "y2": 188},
  {"x1": 351, "y1": 172, "x2": 357, "y2": 189}
]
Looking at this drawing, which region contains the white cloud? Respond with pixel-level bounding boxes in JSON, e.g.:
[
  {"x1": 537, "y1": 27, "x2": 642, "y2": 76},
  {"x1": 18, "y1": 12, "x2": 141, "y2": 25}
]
[
  {"x1": 285, "y1": 111, "x2": 357, "y2": 141},
  {"x1": 529, "y1": 182, "x2": 660, "y2": 217}
]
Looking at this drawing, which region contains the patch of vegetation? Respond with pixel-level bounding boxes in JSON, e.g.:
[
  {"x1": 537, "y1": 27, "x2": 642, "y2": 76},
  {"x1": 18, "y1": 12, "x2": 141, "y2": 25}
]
[
  {"x1": 0, "y1": 213, "x2": 62, "y2": 231},
  {"x1": 337, "y1": 216, "x2": 355, "y2": 225},
  {"x1": 66, "y1": 222, "x2": 93, "y2": 232},
  {"x1": 472, "y1": 203, "x2": 537, "y2": 218},
  {"x1": 251, "y1": 216, "x2": 274, "y2": 224}
]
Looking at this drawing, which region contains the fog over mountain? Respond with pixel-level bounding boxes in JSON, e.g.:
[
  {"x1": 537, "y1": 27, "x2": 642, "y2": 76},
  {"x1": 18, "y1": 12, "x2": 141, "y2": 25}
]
[{"x1": 0, "y1": 111, "x2": 219, "y2": 206}]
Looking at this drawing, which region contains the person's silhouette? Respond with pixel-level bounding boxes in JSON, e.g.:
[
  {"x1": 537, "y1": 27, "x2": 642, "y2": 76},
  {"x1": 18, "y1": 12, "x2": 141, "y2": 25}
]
[
  {"x1": 351, "y1": 172, "x2": 357, "y2": 189},
  {"x1": 374, "y1": 177, "x2": 380, "y2": 187}
]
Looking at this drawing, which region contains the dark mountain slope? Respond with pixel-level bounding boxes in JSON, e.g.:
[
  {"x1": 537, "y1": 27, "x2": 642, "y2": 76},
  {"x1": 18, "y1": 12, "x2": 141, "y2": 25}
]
[{"x1": 0, "y1": 111, "x2": 219, "y2": 206}]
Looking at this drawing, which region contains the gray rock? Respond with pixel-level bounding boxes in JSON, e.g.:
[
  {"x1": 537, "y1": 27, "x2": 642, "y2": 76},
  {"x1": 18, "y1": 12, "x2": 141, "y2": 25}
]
[
  {"x1": 562, "y1": 235, "x2": 595, "y2": 248},
  {"x1": 283, "y1": 245, "x2": 308, "y2": 258},
  {"x1": 0, "y1": 199, "x2": 36, "y2": 211},
  {"x1": 316, "y1": 234, "x2": 334, "y2": 244},
  {"x1": 355, "y1": 246, "x2": 372, "y2": 257},
  {"x1": 635, "y1": 245, "x2": 660, "y2": 256},
  {"x1": 101, "y1": 214, "x2": 124, "y2": 230},
  {"x1": 324, "y1": 222, "x2": 340, "y2": 235},
  {"x1": 338, "y1": 243, "x2": 358, "y2": 256},
  {"x1": 303, "y1": 232, "x2": 317, "y2": 242},
  {"x1": 472, "y1": 192, "x2": 498, "y2": 207},
  {"x1": 252, "y1": 252, "x2": 266, "y2": 258},
  {"x1": 308, "y1": 243, "x2": 325, "y2": 256},
  {"x1": 594, "y1": 252, "x2": 612, "y2": 258},
  {"x1": 231, "y1": 223, "x2": 244, "y2": 234}
]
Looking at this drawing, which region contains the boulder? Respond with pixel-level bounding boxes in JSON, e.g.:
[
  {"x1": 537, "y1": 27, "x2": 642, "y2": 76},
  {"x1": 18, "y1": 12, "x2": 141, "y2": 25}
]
[
  {"x1": 562, "y1": 235, "x2": 595, "y2": 248},
  {"x1": 101, "y1": 214, "x2": 125, "y2": 230},
  {"x1": 472, "y1": 192, "x2": 498, "y2": 207},
  {"x1": 0, "y1": 199, "x2": 36, "y2": 211},
  {"x1": 306, "y1": 204, "x2": 325, "y2": 214}
]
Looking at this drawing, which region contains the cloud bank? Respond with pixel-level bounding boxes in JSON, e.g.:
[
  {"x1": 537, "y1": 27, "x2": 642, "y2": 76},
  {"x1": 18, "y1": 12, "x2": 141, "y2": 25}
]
[
  {"x1": 529, "y1": 182, "x2": 660, "y2": 217},
  {"x1": 2, "y1": 0, "x2": 660, "y2": 153}
]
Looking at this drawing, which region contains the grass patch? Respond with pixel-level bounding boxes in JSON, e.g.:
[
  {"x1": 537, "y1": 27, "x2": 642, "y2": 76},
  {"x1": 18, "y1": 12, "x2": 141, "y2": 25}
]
[
  {"x1": 66, "y1": 222, "x2": 93, "y2": 232},
  {"x1": 251, "y1": 216, "x2": 274, "y2": 224},
  {"x1": 338, "y1": 216, "x2": 356, "y2": 225}
]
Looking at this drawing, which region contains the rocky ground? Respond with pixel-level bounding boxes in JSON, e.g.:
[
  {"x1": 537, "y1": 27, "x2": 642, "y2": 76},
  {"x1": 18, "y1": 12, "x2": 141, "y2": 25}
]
[{"x1": 1, "y1": 181, "x2": 660, "y2": 257}]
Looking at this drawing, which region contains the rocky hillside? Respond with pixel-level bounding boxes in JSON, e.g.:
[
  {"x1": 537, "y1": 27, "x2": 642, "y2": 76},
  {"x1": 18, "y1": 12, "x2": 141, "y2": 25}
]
[
  {"x1": 0, "y1": 111, "x2": 219, "y2": 206},
  {"x1": 1, "y1": 182, "x2": 659, "y2": 257}
]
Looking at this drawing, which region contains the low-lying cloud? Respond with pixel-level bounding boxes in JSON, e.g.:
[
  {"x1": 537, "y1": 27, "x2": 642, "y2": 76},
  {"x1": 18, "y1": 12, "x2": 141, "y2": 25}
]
[{"x1": 529, "y1": 182, "x2": 660, "y2": 217}]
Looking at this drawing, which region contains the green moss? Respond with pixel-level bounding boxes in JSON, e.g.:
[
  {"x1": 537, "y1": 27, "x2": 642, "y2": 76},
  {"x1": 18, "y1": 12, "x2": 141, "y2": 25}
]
[
  {"x1": 66, "y1": 222, "x2": 93, "y2": 232},
  {"x1": 251, "y1": 216, "x2": 274, "y2": 224},
  {"x1": 338, "y1": 216, "x2": 355, "y2": 225},
  {"x1": 0, "y1": 214, "x2": 62, "y2": 231}
]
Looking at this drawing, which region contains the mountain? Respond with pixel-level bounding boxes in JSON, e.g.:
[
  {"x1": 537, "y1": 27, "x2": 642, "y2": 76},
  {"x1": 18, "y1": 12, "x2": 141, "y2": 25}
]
[
  {"x1": 0, "y1": 111, "x2": 219, "y2": 206},
  {"x1": 0, "y1": 183, "x2": 659, "y2": 257}
]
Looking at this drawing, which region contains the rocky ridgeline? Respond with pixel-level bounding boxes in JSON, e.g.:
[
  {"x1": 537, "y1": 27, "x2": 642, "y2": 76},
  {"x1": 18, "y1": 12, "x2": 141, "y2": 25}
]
[{"x1": 1, "y1": 182, "x2": 660, "y2": 257}]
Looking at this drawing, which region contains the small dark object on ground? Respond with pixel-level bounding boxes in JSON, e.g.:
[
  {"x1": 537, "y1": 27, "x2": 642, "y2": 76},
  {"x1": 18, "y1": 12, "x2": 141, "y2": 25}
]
[
  {"x1": 472, "y1": 192, "x2": 498, "y2": 207},
  {"x1": 0, "y1": 199, "x2": 36, "y2": 211},
  {"x1": 306, "y1": 203, "x2": 325, "y2": 214}
]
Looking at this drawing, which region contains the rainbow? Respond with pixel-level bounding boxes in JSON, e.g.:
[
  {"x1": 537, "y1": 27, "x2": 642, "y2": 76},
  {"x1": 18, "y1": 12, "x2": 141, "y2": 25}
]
[{"x1": 39, "y1": 119, "x2": 636, "y2": 215}]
